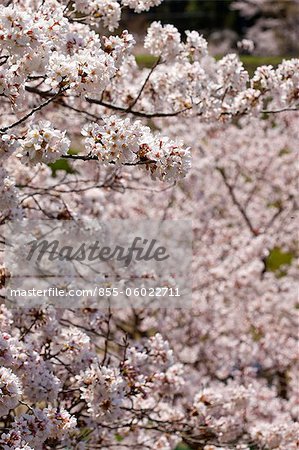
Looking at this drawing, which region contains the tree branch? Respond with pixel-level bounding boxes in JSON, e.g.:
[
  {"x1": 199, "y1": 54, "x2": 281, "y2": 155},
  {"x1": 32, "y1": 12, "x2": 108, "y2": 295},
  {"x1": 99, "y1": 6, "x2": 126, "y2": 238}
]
[
  {"x1": 216, "y1": 166, "x2": 258, "y2": 236},
  {"x1": 262, "y1": 106, "x2": 299, "y2": 114},
  {"x1": 63, "y1": 154, "x2": 155, "y2": 166},
  {"x1": 126, "y1": 56, "x2": 161, "y2": 112},
  {"x1": 0, "y1": 87, "x2": 68, "y2": 133},
  {"x1": 85, "y1": 97, "x2": 191, "y2": 118}
]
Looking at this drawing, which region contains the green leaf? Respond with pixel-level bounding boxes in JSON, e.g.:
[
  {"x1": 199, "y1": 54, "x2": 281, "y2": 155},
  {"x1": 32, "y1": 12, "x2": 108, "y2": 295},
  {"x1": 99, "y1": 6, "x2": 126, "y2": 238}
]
[
  {"x1": 250, "y1": 325, "x2": 264, "y2": 342},
  {"x1": 48, "y1": 158, "x2": 78, "y2": 177},
  {"x1": 175, "y1": 444, "x2": 191, "y2": 450},
  {"x1": 68, "y1": 147, "x2": 80, "y2": 155},
  {"x1": 135, "y1": 54, "x2": 159, "y2": 68},
  {"x1": 135, "y1": 54, "x2": 287, "y2": 75},
  {"x1": 265, "y1": 247, "x2": 294, "y2": 275}
]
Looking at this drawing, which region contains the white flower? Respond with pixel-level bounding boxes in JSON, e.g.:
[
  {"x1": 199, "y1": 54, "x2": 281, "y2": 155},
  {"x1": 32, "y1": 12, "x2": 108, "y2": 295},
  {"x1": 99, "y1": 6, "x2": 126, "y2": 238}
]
[
  {"x1": 0, "y1": 430, "x2": 34, "y2": 450},
  {"x1": 17, "y1": 121, "x2": 70, "y2": 165},
  {"x1": 12, "y1": 409, "x2": 51, "y2": 449},
  {"x1": 0, "y1": 168, "x2": 21, "y2": 220},
  {"x1": 45, "y1": 406, "x2": 77, "y2": 438},
  {"x1": 0, "y1": 333, "x2": 20, "y2": 368},
  {"x1": 74, "y1": 0, "x2": 121, "y2": 31},
  {"x1": 152, "y1": 435, "x2": 172, "y2": 450},
  {"x1": 144, "y1": 136, "x2": 191, "y2": 182},
  {"x1": 148, "y1": 334, "x2": 174, "y2": 367},
  {"x1": 46, "y1": 49, "x2": 115, "y2": 95},
  {"x1": 237, "y1": 38, "x2": 255, "y2": 53},
  {"x1": 103, "y1": 30, "x2": 135, "y2": 67},
  {"x1": 144, "y1": 21, "x2": 183, "y2": 60},
  {"x1": 76, "y1": 364, "x2": 127, "y2": 420},
  {"x1": 252, "y1": 65, "x2": 277, "y2": 90},
  {"x1": 82, "y1": 116, "x2": 191, "y2": 181},
  {"x1": 20, "y1": 353, "x2": 61, "y2": 403},
  {"x1": 185, "y1": 31, "x2": 208, "y2": 60},
  {"x1": 121, "y1": 0, "x2": 163, "y2": 13},
  {"x1": 232, "y1": 88, "x2": 262, "y2": 114},
  {"x1": 0, "y1": 6, "x2": 41, "y2": 55},
  {"x1": 0, "y1": 368, "x2": 22, "y2": 417}
]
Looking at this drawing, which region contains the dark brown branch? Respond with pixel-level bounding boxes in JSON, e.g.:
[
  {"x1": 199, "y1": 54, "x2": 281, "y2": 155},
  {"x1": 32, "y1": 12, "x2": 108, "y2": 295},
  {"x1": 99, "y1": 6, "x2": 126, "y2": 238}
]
[
  {"x1": 0, "y1": 87, "x2": 68, "y2": 133},
  {"x1": 63, "y1": 153, "x2": 98, "y2": 161},
  {"x1": 216, "y1": 166, "x2": 258, "y2": 236},
  {"x1": 262, "y1": 106, "x2": 299, "y2": 114},
  {"x1": 25, "y1": 85, "x2": 51, "y2": 98},
  {"x1": 58, "y1": 101, "x2": 103, "y2": 121},
  {"x1": 63, "y1": 154, "x2": 155, "y2": 166},
  {"x1": 126, "y1": 56, "x2": 161, "y2": 112},
  {"x1": 85, "y1": 97, "x2": 191, "y2": 118},
  {"x1": 265, "y1": 205, "x2": 284, "y2": 231},
  {"x1": 25, "y1": 84, "x2": 191, "y2": 118}
]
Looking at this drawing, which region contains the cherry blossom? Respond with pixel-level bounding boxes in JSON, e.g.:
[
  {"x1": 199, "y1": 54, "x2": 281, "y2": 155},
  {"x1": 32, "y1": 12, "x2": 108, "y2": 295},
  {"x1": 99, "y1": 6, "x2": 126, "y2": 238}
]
[
  {"x1": 16, "y1": 121, "x2": 70, "y2": 165},
  {"x1": 0, "y1": 368, "x2": 22, "y2": 417},
  {"x1": 0, "y1": 0, "x2": 298, "y2": 448}
]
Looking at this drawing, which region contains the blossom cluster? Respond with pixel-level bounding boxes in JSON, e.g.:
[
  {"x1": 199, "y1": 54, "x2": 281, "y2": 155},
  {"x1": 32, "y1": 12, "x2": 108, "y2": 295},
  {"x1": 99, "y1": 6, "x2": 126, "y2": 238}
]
[
  {"x1": 82, "y1": 116, "x2": 191, "y2": 181},
  {"x1": 0, "y1": 168, "x2": 21, "y2": 220},
  {"x1": 73, "y1": 0, "x2": 163, "y2": 30},
  {"x1": 122, "y1": 0, "x2": 163, "y2": 13},
  {"x1": 104, "y1": 22, "x2": 298, "y2": 121},
  {"x1": 0, "y1": 0, "x2": 298, "y2": 449},
  {"x1": 15, "y1": 121, "x2": 70, "y2": 165},
  {"x1": 0, "y1": 1, "x2": 134, "y2": 106}
]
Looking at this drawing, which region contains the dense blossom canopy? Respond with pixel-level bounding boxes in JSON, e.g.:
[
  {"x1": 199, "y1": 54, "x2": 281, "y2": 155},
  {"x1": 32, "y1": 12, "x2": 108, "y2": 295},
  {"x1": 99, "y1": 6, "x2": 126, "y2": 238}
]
[{"x1": 0, "y1": 1, "x2": 298, "y2": 449}]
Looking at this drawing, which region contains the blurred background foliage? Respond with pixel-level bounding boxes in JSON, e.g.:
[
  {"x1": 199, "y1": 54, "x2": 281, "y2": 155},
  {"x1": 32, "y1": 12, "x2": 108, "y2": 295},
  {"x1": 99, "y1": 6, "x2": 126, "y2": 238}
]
[
  {"x1": 131, "y1": 0, "x2": 241, "y2": 35},
  {"x1": 120, "y1": 0, "x2": 299, "y2": 57},
  {"x1": 135, "y1": 53, "x2": 285, "y2": 74}
]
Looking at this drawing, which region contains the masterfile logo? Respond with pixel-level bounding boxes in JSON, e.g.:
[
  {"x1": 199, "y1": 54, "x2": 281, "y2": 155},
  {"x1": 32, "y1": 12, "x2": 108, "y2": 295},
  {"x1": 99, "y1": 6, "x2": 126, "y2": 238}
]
[{"x1": 3, "y1": 219, "x2": 192, "y2": 309}]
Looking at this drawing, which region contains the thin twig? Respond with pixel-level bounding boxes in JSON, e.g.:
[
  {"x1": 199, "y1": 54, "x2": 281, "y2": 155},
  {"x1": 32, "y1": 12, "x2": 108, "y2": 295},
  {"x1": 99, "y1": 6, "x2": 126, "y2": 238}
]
[
  {"x1": 216, "y1": 166, "x2": 258, "y2": 236},
  {"x1": 25, "y1": 84, "x2": 192, "y2": 118},
  {"x1": 261, "y1": 106, "x2": 299, "y2": 114},
  {"x1": 86, "y1": 97, "x2": 191, "y2": 118},
  {"x1": 0, "y1": 87, "x2": 68, "y2": 133},
  {"x1": 126, "y1": 56, "x2": 161, "y2": 112},
  {"x1": 63, "y1": 154, "x2": 155, "y2": 165}
]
